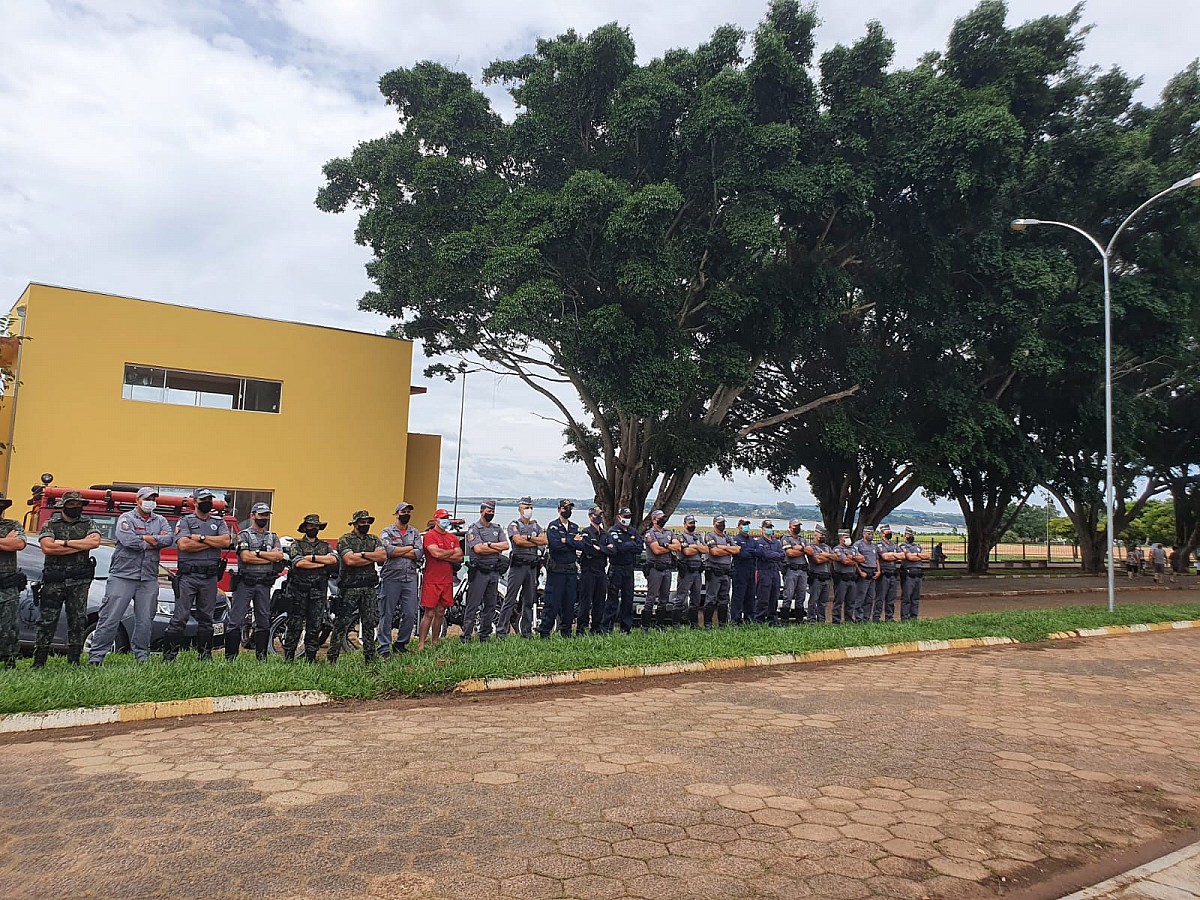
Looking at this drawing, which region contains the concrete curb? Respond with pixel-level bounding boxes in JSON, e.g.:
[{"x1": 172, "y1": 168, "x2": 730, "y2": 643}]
[
  {"x1": 929, "y1": 584, "x2": 1183, "y2": 599},
  {"x1": 453, "y1": 619, "x2": 1200, "y2": 694},
  {"x1": 1059, "y1": 839, "x2": 1200, "y2": 899},
  {"x1": 0, "y1": 690, "x2": 330, "y2": 735}
]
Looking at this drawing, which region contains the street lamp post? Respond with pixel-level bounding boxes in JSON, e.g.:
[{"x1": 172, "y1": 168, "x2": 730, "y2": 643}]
[
  {"x1": 452, "y1": 363, "x2": 483, "y2": 521},
  {"x1": 1012, "y1": 171, "x2": 1200, "y2": 613}
]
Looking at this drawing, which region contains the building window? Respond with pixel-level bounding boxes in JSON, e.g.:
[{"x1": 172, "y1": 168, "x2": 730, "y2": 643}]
[
  {"x1": 109, "y1": 484, "x2": 274, "y2": 528},
  {"x1": 122, "y1": 364, "x2": 281, "y2": 413}
]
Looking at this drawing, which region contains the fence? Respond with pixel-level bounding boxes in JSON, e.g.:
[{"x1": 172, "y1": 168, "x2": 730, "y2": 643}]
[{"x1": 929, "y1": 539, "x2": 1174, "y2": 567}]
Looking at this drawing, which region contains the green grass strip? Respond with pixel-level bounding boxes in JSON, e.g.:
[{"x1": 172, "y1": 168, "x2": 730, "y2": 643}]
[{"x1": 2, "y1": 602, "x2": 1198, "y2": 716}]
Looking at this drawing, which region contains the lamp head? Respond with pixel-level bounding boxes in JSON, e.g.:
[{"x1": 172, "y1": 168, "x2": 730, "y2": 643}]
[
  {"x1": 1010, "y1": 219, "x2": 1041, "y2": 231},
  {"x1": 1171, "y1": 171, "x2": 1200, "y2": 190}
]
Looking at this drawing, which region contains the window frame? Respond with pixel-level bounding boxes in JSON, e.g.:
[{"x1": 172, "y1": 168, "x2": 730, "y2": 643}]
[{"x1": 121, "y1": 363, "x2": 282, "y2": 414}]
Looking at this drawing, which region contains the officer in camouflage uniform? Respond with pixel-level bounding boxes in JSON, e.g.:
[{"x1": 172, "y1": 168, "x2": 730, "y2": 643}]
[
  {"x1": 35, "y1": 490, "x2": 101, "y2": 666},
  {"x1": 332, "y1": 511, "x2": 386, "y2": 663},
  {"x1": 284, "y1": 515, "x2": 338, "y2": 662},
  {"x1": 0, "y1": 493, "x2": 28, "y2": 670}
]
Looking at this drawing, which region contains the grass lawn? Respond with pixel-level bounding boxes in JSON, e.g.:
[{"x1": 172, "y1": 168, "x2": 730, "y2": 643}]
[{"x1": 3, "y1": 602, "x2": 1198, "y2": 716}]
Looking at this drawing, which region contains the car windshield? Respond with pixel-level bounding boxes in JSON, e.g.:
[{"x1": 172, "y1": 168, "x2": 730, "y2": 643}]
[{"x1": 17, "y1": 543, "x2": 113, "y2": 578}]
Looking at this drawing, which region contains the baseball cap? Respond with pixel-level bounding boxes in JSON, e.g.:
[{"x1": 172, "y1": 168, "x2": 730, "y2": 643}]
[
  {"x1": 136, "y1": 487, "x2": 159, "y2": 500},
  {"x1": 713, "y1": 515, "x2": 726, "y2": 525},
  {"x1": 738, "y1": 518, "x2": 752, "y2": 526},
  {"x1": 863, "y1": 524, "x2": 875, "y2": 534},
  {"x1": 762, "y1": 519, "x2": 774, "y2": 528},
  {"x1": 518, "y1": 496, "x2": 533, "y2": 506},
  {"x1": 349, "y1": 510, "x2": 375, "y2": 524},
  {"x1": 589, "y1": 505, "x2": 603, "y2": 515},
  {"x1": 480, "y1": 499, "x2": 497, "y2": 511},
  {"x1": 395, "y1": 501, "x2": 414, "y2": 513},
  {"x1": 684, "y1": 515, "x2": 696, "y2": 524},
  {"x1": 434, "y1": 508, "x2": 451, "y2": 519},
  {"x1": 558, "y1": 498, "x2": 575, "y2": 509},
  {"x1": 251, "y1": 502, "x2": 272, "y2": 514},
  {"x1": 618, "y1": 506, "x2": 632, "y2": 517}
]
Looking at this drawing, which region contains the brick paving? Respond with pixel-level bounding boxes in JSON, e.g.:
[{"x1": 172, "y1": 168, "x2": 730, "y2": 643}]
[{"x1": 1, "y1": 630, "x2": 1199, "y2": 899}]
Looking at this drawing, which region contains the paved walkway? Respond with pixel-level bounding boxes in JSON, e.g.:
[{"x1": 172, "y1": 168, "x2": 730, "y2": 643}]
[{"x1": 1, "y1": 631, "x2": 1199, "y2": 899}]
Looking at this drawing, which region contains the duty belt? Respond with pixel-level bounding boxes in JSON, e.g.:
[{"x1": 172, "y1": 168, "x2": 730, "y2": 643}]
[
  {"x1": 178, "y1": 561, "x2": 220, "y2": 578},
  {"x1": 786, "y1": 564, "x2": 808, "y2": 571}
]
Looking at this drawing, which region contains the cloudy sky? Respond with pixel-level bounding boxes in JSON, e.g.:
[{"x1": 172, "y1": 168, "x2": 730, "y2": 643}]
[{"x1": 2, "y1": 0, "x2": 1195, "y2": 508}]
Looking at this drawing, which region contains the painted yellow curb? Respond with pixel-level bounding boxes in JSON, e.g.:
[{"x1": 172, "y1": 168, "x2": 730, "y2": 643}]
[{"x1": 452, "y1": 620, "x2": 1200, "y2": 694}]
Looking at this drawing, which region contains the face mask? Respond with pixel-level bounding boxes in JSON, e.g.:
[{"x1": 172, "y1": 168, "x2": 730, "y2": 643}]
[
  {"x1": 842, "y1": 538, "x2": 851, "y2": 546},
  {"x1": 398, "y1": 514, "x2": 411, "y2": 525},
  {"x1": 302, "y1": 527, "x2": 319, "y2": 538},
  {"x1": 63, "y1": 506, "x2": 83, "y2": 519},
  {"x1": 254, "y1": 518, "x2": 270, "y2": 529},
  {"x1": 521, "y1": 508, "x2": 533, "y2": 520},
  {"x1": 139, "y1": 500, "x2": 156, "y2": 514},
  {"x1": 740, "y1": 525, "x2": 750, "y2": 534},
  {"x1": 654, "y1": 518, "x2": 666, "y2": 529},
  {"x1": 482, "y1": 511, "x2": 494, "y2": 522},
  {"x1": 197, "y1": 500, "x2": 214, "y2": 514},
  {"x1": 685, "y1": 524, "x2": 696, "y2": 533},
  {"x1": 790, "y1": 526, "x2": 799, "y2": 535},
  {"x1": 764, "y1": 528, "x2": 774, "y2": 536},
  {"x1": 560, "y1": 509, "x2": 572, "y2": 520},
  {"x1": 618, "y1": 516, "x2": 630, "y2": 526},
  {"x1": 883, "y1": 533, "x2": 892, "y2": 540},
  {"x1": 437, "y1": 518, "x2": 451, "y2": 530},
  {"x1": 355, "y1": 523, "x2": 370, "y2": 536},
  {"x1": 589, "y1": 514, "x2": 602, "y2": 525}
]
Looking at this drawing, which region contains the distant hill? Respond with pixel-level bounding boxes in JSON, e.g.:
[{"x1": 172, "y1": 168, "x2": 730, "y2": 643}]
[{"x1": 439, "y1": 496, "x2": 965, "y2": 527}]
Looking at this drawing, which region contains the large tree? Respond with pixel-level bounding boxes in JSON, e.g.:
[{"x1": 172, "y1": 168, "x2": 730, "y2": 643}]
[{"x1": 318, "y1": 2, "x2": 871, "y2": 523}]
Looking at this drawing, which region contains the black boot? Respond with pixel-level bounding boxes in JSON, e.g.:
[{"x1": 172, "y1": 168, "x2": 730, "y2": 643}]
[
  {"x1": 67, "y1": 650, "x2": 81, "y2": 665},
  {"x1": 640, "y1": 606, "x2": 654, "y2": 632},
  {"x1": 283, "y1": 647, "x2": 296, "y2": 662},
  {"x1": 304, "y1": 649, "x2": 317, "y2": 663},
  {"x1": 32, "y1": 649, "x2": 48, "y2": 669},
  {"x1": 254, "y1": 631, "x2": 269, "y2": 661},
  {"x1": 161, "y1": 632, "x2": 181, "y2": 663},
  {"x1": 224, "y1": 631, "x2": 242, "y2": 662},
  {"x1": 196, "y1": 635, "x2": 213, "y2": 662}
]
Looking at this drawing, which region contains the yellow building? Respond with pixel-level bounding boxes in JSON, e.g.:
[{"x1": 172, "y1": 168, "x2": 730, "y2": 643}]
[{"x1": 1, "y1": 283, "x2": 441, "y2": 534}]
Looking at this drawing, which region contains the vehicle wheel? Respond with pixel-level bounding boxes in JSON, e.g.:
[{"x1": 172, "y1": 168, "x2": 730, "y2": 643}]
[
  {"x1": 268, "y1": 613, "x2": 290, "y2": 656},
  {"x1": 82, "y1": 625, "x2": 115, "y2": 656}
]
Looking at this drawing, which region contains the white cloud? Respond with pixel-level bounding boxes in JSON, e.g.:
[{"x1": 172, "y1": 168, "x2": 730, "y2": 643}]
[{"x1": 2, "y1": 0, "x2": 1194, "y2": 512}]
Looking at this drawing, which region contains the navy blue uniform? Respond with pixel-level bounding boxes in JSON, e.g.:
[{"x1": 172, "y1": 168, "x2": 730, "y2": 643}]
[
  {"x1": 576, "y1": 524, "x2": 610, "y2": 634},
  {"x1": 538, "y1": 519, "x2": 580, "y2": 637},
  {"x1": 752, "y1": 536, "x2": 785, "y2": 624},
  {"x1": 730, "y1": 532, "x2": 758, "y2": 624},
  {"x1": 601, "y1": 522, "x2": 641, "y2": 633}
]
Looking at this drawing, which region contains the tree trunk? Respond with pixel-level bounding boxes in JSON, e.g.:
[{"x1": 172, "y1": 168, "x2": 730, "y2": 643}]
[{"x1": 1075, "y1": 528, "x2": 1105, "y2": 574}]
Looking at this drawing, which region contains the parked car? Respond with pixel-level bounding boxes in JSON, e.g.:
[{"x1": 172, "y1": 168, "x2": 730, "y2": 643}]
[{"x1": 15, "y1": 543, "x2": 230, "y2": 656}]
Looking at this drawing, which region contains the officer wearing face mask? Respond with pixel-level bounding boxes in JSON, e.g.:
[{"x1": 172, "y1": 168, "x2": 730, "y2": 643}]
[
  {"x1": 284, "y1": 515, "x2": 338, "y2": 662},
  {"x1": 642, "y1": 509, "x2": 678, "y2": 631},
  {"x1": 377, "y1": 501, "x2": 423, "y2": 657},
  {"x1": 89, "y1": 488, "x2": 171, "y2": 666},
  {"x1": 751, "y1": 520, "x2": 786, "y2": 625},
  {"x1": 875, "y1": 525, "x2": 902, "y2": 622},
  {"x1": 805, "y1": 526, "x2": 835, "y2": 623},
  {"x1": 779, "y1": 519, "x2": 809, "y2": 625},
  {"x1": 539, "y1": 499, "x2": 582, "y2": 638},
  {"x1": 600, "y1": 506, "x2": 641, "y2": 634},
  {"x1": 572, "y1": 505, "x2": 609, "y2": 634},
  {"x1": 35, "y1": 490, "x2": 101, "y2": 667},
  {"x1": 900, "y1": 527, "x2": 930, "y2": 621},
  {"x1": 227, "y1": 502, "x2": 283, "y2": 662},
  {"x1": 673, "y1": 516, "x2": 705, "y2": 628},
  {"x1": 500, "y1": 496, "x2": 545, "y2": 638},
  {"x1": 730, "y1": 518, "x2": 758, "y2": 626},
  {"x1": 830, "y1": 530, "x2": 863, "y2": 624},
  {"x1": 852, "y1": 526, "x2": 881, "y2": 625},
  {"x1": 163, "y1": 489, "x2": 230, "y2": 662},
  {"x1": 463, "y1": 500, "x2": 507, "y2": 643},
  {"x1": 331, "y1": 511, "x2": 386, "y2": 663},
  {"x1": 702, "y1": 516, "x2": 735, "y2": 627},
  {"x1": 0, "y1": 491, "x2": 27, "y2": 671}
]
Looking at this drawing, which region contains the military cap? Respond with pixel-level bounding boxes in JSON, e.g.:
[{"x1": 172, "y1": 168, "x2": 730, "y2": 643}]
[
  {"x1": 618, "y1": 506, "x2": 632, "y2": 517},
  {"x1": 713, "y1": 515, "x2": 726, "y2": 525},
  {"x1": 761, "y1": 519, "x2": 774, "y2": 528},
  {"x1": 589, "y1": 504, "x2": 603, "y2": 515},
  {"x1": 650, "y1": 509, "x2": 666, "y2": 521},
  {"x1": 518, "y1": 496, "x2": 534, "y2": 506},
  {"x1": 0, "y1": 491, "x2": 11, "y2": 508},
  {"x1": 251, "y1": 502, "x2": 272, "y2": 514},
  {"x1": 136, "y1": 487, "x2": 158, "y2": 500},
  {"x1": 903, "y1": 526, "x2": 916, "y2": 535},
  {"x1": 193, "y1": 488, "x2": 215, "y2": 501},
  {"x1": 863, "y1": 524, "x2": 876, "y2": 534},
  {"x1": 838, "y1": 530, "x2": 851, "y2": 537},
  {"x1": 298, "y1": 514, "x2": 327, "y2": 531},
  {"x1": 814, "y1": 525, "x2": 827, "y2": 535},
  {"x1": 788, "y1": 518, "x2": 801, "y2": 527},
  {"x1": 480, "y1": 499, "x2": 496, "y2": 511},
  {"x1": 880, "y1": 523, "x2": 893, "y2": 531},
  {"x1": 349, "y1": 510, "x2": 375, "y2": 525},
  {"x1": 395, "y1": 501, "x2": 414, "y2": 513},
  {"x1": 557, "y1": 498, "x2": 574, "y2": 509},
  {"x1": 684, "y1": 515, "x2": 696, "y2": 524}
]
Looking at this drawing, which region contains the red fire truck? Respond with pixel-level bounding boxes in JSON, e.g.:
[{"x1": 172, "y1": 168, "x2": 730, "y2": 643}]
[{"x1": 23, "y1": 480, "x2": 241, "y2": 589}]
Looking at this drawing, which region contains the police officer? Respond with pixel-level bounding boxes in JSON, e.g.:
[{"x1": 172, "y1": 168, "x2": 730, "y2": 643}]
[
  {"x1": 730, "y1": 519, "x2": 758, "y2": 625},
  {"x1": 0, "y1": 493, "x2": 28, "y2": 670},
  {"x1": 163, "y1": 489, "x2": 230, "y2": 662},
  {"x1": 283, "y1": 515, "x2": 338, "y2": 662},
  {"x1": 702, "y1": 516, "x2": 735, "y2": 627},
  {"x1": 805, "y1": 526, "x2": 835, "y2": 623},
  {"x1": 576, "y1": 505, "x2": 610, "y2": 634},
  {"x1": 600, "y1": 506, "x2": 641, "y2": 634},
  {"x1": 332, "y1": 511, "x2": 386, "y2": 663},
  {"x1": 830, "y1": 531, "x2": 862, "y2": 624},
  {"x1": 500, "y1": 497, "x2": 545, "y2": 638},
  {"x1": 900, "y1": 527, "x2": 930, "y2": 620},
  {"x1": 674, "y1": 516, "x2": 705, "y2": 628},
  {"x1": 643, "y1": 509, "x2": 677, "y2": 631},
  {"x1": 90, "y1": 488, "x2": 172, "y2": 666},
  {"x1": 779, "y1": 519, "x2": 809, "y2": 624},
  {"x1": 226, "y1": 502, "x2": 283, "y2": 661},
  {"x1": 377, "y1": 501, "x2": 423, "y2": 657},
  {"x1": 875, "y1": 525, "x2": 902, "y2": 622},
  {"x1": 539, "y1": 499, "x2": 581, "y2": 638},
  {"x1": 852, "y1": 526, "x2": 880, "y2": 625},
  {"x1": 752, "y1": 520, "x2": 785, "y2": 625},
  {"x1": 463, "y1": 500, "x2": 507, "y2": 643},
  {"x1": 35, "y1": 490, "x2": 102, "y2": 667}
]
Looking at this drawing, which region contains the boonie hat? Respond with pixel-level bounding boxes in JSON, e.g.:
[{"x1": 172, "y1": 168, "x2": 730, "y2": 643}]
[
  {"x1": 136, "y1": 487, "x2": 158, "y2": 501},
  {"x1": 297, "y1": 514, "x2": 327, "y2": 531},
  {"x1": 62, "y1": 490, "x2": 85, "y2": 504},
  {"x1": 349, "y1": 510, "x2": 375, "y2": 525},
  {"x1": 251, "y1": 502, "x2": 272, "y2": 514},
  {"x1": 395, "y1": 501, "x2": 414, "y2": 513}
]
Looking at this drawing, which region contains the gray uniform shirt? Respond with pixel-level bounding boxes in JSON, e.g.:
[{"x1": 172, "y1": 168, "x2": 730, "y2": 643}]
[
  {"x1": 380, "y1": 524, "x2": 423, "y2": 581},
  {"x1": 900, "y1": 540, "x2": 924, "y2": 571},
  {"x1": 852, "y1": 538, "x2": 879, "y2": 569},
  {"x1": 832, "y1": 544, "x2": 858, "y2": 575},
  {"x1": 809, "y1": 540, "x2": 833, "y2": 575},
  {"x1": 467, "y1": 520, "x2": 506, "y2": 569},
  {"x1": 645, "y1": 527, "x2": 675, "y2": 569},
  {"x1": 677, "y1": 530, "x2": 705, "y2": 570},
  {"x1": 781, "y1": 533, "x2": 809, "y2": 569},
  {"x1": 238, "y1": 526, "x2": 282, "y2": 577},
  {"x1": 705, "y1": 531, "x2": 734, "y2": 572},
  {"x1": 111, "y1": 509, "x2": 175, "y2": 581},
  {"x1": 508, "y1": 518, "x2": 543, "y2": 563},
  {"x1": 877, "y1": 539, "x2": 901, "y2": 572},
  {"x1": 175, "y1": 513, "x2": 230, "y2": 564}
]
